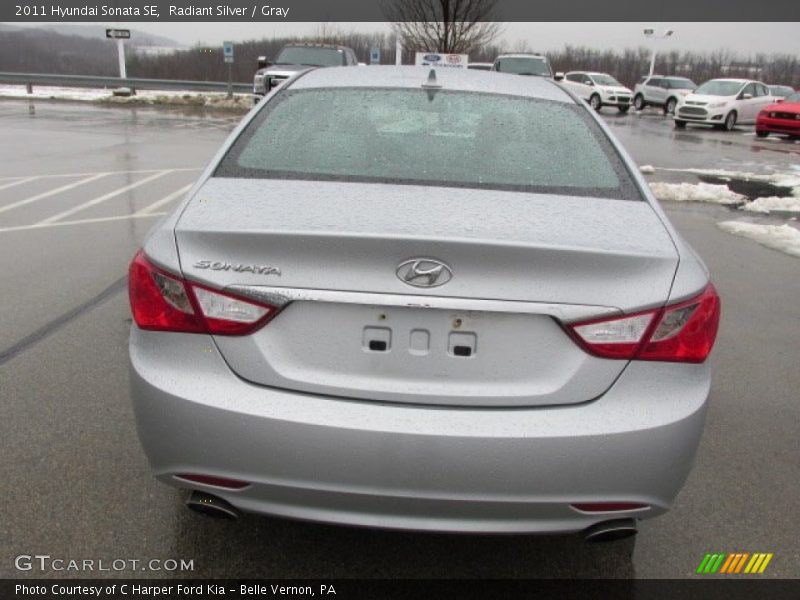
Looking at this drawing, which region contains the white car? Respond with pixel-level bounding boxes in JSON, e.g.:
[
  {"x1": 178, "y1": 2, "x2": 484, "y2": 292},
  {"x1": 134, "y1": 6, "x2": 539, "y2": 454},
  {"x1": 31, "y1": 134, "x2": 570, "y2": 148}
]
[
  {"x1": 632, "y1": 75, "x2": 697, "y2": 114},
  {"x1": 675, "y1": 79, "x2": 775, "y2": 130},
  {"x1": 558, "y1": 71, "x2": 633, "y2": 113}
]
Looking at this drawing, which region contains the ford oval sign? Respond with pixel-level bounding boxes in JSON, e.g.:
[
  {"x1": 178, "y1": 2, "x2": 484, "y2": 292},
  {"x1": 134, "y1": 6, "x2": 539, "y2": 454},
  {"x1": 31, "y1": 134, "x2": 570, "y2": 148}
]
[{"x1": 423, "y1": 54, "x2": 441, "y2": 62}]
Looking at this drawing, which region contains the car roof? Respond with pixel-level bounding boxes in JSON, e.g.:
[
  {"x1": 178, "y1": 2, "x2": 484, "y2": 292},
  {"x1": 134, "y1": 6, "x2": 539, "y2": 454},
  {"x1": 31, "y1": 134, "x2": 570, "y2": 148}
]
[
  {"x1": 708, "y1": 78, "x2": 749, "y2": 83},
  {"x1": 283, "y1": 42, "x2": 351, "y2": 51},
  {"x1": 289, "y1": 66, "x2": 573, "y2": 103}
]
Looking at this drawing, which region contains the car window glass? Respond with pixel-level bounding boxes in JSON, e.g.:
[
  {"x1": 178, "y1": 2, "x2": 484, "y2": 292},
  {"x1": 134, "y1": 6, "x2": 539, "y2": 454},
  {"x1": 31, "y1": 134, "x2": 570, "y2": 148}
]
[
  {"x1": 216, "y1": 88, "x2": 640, "y2": 200},
  {"x1": 741, "y1": 83, "x2": 756, "y2": 97},
  {"x1": 275, "y1": 46, "x2": 346, "y2": 67},
  {"x1": 494, "y1": 57, "x2": 550, "y2": 76},
  {"x1": 694, "y1": 80, "x2": 747, "y2": 96},
  {"x1": 647, "y1": 78, "x2": 662, "y2": 87}
]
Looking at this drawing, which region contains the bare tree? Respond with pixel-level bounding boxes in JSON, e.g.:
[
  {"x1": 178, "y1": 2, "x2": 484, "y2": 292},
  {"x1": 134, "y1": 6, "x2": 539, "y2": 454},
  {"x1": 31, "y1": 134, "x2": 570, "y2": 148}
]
[{"x1": 383, "y1": 0, "x2": 502, "y2": 55}]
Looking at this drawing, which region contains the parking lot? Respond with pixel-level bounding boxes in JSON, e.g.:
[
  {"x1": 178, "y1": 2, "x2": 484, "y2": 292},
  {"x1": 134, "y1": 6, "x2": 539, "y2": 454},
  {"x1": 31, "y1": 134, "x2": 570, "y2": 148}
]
[{"x1": 1, "y1": 98, "x2": 798, "y2": 579}]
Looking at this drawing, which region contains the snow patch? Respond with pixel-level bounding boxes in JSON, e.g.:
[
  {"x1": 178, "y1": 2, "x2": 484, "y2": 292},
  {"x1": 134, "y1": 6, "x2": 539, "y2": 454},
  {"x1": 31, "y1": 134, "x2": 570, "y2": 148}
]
[
  {"x1": 717, "y1": 221, "x2": 800, "y2": 257},
  {"x1": 0, "y1": 84, "x2": 250, "y2": 111},
  {"x1": 649, "y1": 182, "x2": 746, "y2": 205},
  {"x1": 741, "y1": 196, "x2": 800, "y2": 214},
  {"x1": 657, "y1": 167, "x2": 800, "y2": 197},
  {"x1": 638, "y1": 165, "x2": 655, "y2": 174}
]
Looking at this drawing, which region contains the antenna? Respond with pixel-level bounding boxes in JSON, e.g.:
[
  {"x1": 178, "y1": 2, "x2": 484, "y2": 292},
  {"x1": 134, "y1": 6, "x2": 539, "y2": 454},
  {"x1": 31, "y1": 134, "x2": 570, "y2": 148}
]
[{"x1": 422, "y1": 69, "x2": 441, "y2": 89}]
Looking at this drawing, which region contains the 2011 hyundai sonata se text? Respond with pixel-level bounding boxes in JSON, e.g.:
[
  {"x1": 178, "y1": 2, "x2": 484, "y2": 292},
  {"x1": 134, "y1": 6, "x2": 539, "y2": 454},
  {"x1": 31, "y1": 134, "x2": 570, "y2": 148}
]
[{"x1": 128, "y1": 66, "x2": 720, "y2": 538}]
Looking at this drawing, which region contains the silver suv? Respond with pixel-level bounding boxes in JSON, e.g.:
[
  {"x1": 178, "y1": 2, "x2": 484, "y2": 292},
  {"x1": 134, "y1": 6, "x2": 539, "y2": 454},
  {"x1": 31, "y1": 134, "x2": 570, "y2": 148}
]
[
  {"x1": 633, "y1": 75, "x2": 697, "y2": 114},
  {"x1": 253, "y1": 43, "x2": 358, "y2": 102}
]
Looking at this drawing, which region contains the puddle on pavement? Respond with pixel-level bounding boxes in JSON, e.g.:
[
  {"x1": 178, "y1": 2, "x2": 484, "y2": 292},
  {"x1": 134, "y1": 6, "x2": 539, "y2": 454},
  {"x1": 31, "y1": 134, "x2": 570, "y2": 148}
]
[{"x1": 697, "y1": 174, "x2": 794, "y2": 200}]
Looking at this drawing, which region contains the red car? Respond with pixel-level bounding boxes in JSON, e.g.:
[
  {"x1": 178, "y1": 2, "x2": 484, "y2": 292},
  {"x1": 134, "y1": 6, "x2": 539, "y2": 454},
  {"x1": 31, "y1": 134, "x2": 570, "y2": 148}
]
[{"x1": 756, "y1": 92, "x2": 800, "y2": 138}]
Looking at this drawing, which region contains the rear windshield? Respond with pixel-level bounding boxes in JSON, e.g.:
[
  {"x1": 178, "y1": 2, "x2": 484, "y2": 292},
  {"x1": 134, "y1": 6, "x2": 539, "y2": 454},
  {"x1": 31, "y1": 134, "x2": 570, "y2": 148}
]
[
  {"x1": 275, "y1": 46, "x2": 345, "y2": 67},
  {"x1": 215, "y1": 87, "x2": 641, "y2": 200},
  {"x1": 493, "y1": 57, "x2": 551, "y2": 77}
]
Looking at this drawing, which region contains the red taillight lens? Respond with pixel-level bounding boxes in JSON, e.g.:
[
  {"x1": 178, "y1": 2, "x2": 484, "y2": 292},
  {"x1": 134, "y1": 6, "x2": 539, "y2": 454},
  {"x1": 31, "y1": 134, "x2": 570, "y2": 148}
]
[
  {"x1": 638, "y1": 284, "x2": 720, "y2": 363},
  {"x1": 568, "y1": 284, "x2": 720, "y2": 363},
  {"x1": 128, "y1": 251, "x2": 279, "y2": 335},
  {"x1": 128, "y1": 252, "x2": 205, "y2": 333}
]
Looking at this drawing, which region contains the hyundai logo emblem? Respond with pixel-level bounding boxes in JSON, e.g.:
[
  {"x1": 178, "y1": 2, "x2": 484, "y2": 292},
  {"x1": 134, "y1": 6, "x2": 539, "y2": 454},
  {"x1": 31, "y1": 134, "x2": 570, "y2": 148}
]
[{"x1": 396, "y1": 258, "x2": 452, "y2": 288}]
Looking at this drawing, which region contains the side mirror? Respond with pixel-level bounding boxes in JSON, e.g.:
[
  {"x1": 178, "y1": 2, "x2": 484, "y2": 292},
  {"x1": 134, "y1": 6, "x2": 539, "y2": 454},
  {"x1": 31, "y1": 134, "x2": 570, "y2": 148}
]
[
  {"x1": 257, "y1": 56, "x2": 270, "y2": 69},
  {"x1": 554, "y1": 72, "x2": 564, "y2": 81},
  {"x1": 776, "y1": 98, "x2": 784, "y2": 103},
  {"x1": 741, "y1": 93, "x2": 753, "y2": 100},
  {"x1": 587, "y1": 81, "x2": 595, "y2": 87}
]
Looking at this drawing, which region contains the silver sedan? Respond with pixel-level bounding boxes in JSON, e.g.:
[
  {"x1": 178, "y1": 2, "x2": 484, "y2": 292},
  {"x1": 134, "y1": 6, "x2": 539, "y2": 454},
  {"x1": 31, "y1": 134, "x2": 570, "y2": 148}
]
[{"x1": 128, "y1": 66, "x2": 720, "y2": 543}]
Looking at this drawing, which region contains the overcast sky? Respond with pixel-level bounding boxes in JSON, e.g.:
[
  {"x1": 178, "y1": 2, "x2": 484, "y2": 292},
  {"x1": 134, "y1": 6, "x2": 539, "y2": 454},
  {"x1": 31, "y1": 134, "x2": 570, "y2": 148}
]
[{"x1": 7, "y1": 22, "x2": 800, "y2": 55}]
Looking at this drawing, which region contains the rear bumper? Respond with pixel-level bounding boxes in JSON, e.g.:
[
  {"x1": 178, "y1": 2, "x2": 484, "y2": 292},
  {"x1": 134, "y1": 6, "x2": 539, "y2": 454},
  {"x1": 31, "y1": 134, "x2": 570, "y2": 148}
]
[{"x1": 130, "y1": 327, "x2": 710, "y2": 533}]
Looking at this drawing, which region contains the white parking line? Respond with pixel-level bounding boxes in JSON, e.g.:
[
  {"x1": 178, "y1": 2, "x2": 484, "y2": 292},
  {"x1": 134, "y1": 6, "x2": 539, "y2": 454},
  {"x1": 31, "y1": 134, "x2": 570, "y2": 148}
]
[
  {"x1": 134, "y1": 184, "x2": 192, "y2": 216},
  {"x1": 37, "y1": 171, "x2": 171, "y2": 225},
  {"x1": 0, "y1": 167, "x2": 202, "y2": 181},
  {"x1": 0, "y1": 212, "x2": 167, "y2": 233},
  {"x1": 0, "y1": 176, "x2": 38, "y2": 191},
  {"x1": 0, "y1": 173, "x2": 108, "y2": 215}
]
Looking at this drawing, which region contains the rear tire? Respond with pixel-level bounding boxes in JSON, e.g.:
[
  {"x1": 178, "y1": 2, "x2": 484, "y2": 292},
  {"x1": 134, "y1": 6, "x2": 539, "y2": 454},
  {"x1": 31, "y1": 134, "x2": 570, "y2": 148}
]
[
  {"x1": 665, "y1": 97, "x2": 678, "y2": 114},
  {"x1": 618, "y1": 106, "x2": 630, "y2": 113},
  {"x1": 724, "y1": 111, "x2": 737, "y2": 131},
  {"x1": 674, "y1": 119, "x2": 687, "y2": 129},
  {"x1": 755, "y1": 130, "x2": 769, "y2": 138},
  {"x1": 589, "y1": 94, "x2": 602, "y2": 112},
  {"x1": 633, "y1": 94, "x2": 645, "y2": 110}
]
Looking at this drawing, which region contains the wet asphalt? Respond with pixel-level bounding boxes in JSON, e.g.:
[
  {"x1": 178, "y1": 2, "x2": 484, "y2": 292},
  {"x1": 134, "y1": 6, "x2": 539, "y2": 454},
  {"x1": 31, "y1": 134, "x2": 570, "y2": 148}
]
[{"x1": 0, "y1": 99, "x2": 798, "y2": 579}]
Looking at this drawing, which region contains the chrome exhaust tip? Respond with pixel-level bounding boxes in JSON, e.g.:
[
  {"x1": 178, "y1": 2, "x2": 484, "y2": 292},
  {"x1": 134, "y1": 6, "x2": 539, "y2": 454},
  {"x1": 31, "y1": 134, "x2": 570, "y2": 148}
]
[
  {"x1": 583, "y1": 518, "x2": 638, "y2": 543},
  {"x1": 185, "y1": 490, "x2": 240, "y2": 520}
]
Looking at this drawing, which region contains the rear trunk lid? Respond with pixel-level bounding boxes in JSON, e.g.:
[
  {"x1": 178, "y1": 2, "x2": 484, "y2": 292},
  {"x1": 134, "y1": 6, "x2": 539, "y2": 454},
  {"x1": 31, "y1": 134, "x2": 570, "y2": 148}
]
[{"x1": 174, "y1": 178, "x2": 678, "y2": 407}]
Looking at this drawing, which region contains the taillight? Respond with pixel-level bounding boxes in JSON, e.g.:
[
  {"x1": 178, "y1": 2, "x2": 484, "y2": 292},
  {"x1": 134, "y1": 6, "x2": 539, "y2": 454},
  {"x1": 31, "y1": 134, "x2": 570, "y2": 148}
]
[
  {"x1": 128, "y1": 251, "x2": 279, "y2": 335},
  {"x1": 568, "y1": 284, "x2": 720, "y2": 363}
]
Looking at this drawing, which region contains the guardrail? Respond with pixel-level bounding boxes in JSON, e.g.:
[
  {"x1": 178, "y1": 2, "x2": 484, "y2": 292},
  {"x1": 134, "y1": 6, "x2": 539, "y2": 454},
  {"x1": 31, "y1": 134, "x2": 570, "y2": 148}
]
[{"x1": 0, "y1": 72, "x2": 253, "y2": 95}]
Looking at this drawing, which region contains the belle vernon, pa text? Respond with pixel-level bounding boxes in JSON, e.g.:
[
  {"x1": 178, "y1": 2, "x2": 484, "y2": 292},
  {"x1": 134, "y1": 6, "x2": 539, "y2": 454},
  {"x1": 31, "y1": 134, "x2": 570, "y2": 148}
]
[{"x1": 45, "y1": 5, "x2": 291, "y2": 18}]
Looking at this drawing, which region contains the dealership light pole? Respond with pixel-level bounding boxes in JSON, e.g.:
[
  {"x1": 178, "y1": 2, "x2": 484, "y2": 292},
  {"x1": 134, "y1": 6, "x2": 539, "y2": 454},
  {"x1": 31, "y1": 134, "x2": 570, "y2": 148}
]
[{"x1": 644, "y1": 28, "x2": 675, "y2": 78}]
